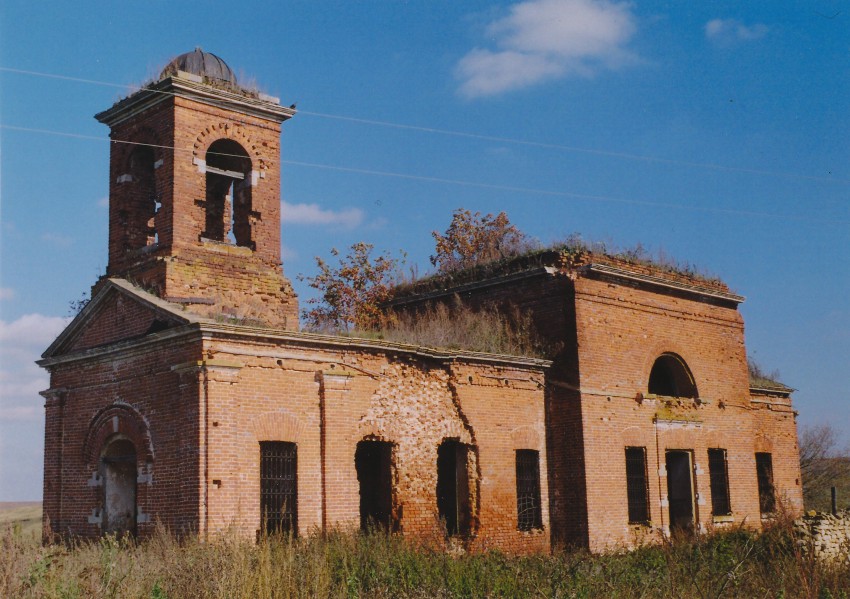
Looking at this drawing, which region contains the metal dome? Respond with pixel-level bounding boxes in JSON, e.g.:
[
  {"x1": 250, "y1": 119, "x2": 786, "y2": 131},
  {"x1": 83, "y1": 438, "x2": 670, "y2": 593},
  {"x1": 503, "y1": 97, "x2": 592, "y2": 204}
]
[{"x1": 160, "y1": 48, "x2": 238, "y2": 87}]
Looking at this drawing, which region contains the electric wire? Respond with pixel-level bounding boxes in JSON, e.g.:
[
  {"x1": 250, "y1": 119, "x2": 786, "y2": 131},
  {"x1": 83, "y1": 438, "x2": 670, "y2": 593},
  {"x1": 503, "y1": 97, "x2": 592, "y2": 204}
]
[
  {"x1": 2, "y1": 123, "x2": 846, "y2": 225},
  {"x1": 1, "y1": 66, "x2": 847, "y2": 185}
]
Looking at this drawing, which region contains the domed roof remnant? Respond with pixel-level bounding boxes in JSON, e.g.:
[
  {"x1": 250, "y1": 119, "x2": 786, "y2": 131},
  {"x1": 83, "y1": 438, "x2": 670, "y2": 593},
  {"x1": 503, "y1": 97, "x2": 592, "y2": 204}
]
[{"x1": 160, "y1": 48, "x2": 238, "y2": 88}]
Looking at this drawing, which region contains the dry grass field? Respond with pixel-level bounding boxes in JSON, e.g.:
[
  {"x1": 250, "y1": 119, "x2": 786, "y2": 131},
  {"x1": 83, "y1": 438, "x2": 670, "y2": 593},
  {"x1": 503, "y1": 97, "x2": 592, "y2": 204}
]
[
  {"x1": 1, "y1": 510, "x2": 848, "y2": 598},
  {"x1": 0, "y1": 502, "x2": 41, "y2": 538}
]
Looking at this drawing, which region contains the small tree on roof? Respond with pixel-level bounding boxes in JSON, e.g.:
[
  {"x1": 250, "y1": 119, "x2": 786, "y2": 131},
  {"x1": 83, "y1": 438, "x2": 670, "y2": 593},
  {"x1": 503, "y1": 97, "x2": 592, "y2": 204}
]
[
  {"x1": 300, "y1": 242, "x2": 401, "y2": 332},
  {"x1": 430, "y1": 208, "x2": 533, "y2": 273}
]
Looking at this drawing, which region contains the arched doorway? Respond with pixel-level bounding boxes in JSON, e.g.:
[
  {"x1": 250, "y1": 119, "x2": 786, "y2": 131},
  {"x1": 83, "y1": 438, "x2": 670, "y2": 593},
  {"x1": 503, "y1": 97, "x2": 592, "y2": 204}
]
[{"x1": 100, "y1": 436, "x2": 137, "y2": 536}]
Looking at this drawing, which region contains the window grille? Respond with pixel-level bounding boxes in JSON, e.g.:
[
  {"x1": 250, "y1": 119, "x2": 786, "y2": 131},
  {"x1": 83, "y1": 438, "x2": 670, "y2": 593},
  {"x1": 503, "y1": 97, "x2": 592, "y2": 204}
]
[
  {"x1": 516, "y1": 450, "x2": 543, "y2": 531},
  {"x1": 260, "y1": 441, "x2": 297, "y2": 535},
  {"x1": 708, "y1": 448, "x2": 732, "y2": 516},
  {"x1": 625, "y1": 447, "x2": 650, "y2": 524},
  {"x1": 755, "y1": 452, "x2": 775, "y2": 514}
]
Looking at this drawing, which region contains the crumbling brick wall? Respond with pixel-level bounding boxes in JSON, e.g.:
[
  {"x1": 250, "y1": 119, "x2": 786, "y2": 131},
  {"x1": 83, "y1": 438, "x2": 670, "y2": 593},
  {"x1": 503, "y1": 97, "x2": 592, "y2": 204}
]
[
  {"x1": 199, "y1": 332, "x2": 550, "y2": 553},
  {"x1": 96, "y1": 83, "x2": 299, "y2": 329},
  {"x1": 751, "y1": 388, "x2": 804, "y2": 512},
  {"x1": 389, "y1": 254, "x2": 803, "y2": 551}
]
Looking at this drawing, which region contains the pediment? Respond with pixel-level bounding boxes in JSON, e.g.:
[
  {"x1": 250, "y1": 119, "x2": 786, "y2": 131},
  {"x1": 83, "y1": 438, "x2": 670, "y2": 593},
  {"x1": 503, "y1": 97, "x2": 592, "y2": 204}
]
[{"x1": 42, "y1": 279, "x2": 202, "y2": 358}]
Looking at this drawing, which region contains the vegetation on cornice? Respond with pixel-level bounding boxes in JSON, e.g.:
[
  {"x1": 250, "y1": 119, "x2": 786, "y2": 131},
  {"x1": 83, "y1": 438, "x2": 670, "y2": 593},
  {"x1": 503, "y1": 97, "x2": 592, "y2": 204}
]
[
  {"x1": 748, "y1": 357, "x2": 792, "y2": 392},
  {"x1": 392, "y1": 233, "x2": 728, "y2": 300}
]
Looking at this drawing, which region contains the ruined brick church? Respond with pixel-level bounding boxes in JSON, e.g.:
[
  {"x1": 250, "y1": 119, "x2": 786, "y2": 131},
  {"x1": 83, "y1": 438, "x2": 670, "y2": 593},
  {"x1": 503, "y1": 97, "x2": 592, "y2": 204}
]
[{"x1": 40, "y1": 50, "x2": 803, "y2": 553}]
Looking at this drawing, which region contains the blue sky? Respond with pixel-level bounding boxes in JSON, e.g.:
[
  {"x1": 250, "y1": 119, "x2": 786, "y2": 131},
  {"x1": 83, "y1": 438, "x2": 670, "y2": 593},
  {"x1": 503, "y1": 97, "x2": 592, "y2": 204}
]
[{"x1": 1, "y1": 1, "x2": 847, "y2": 500}]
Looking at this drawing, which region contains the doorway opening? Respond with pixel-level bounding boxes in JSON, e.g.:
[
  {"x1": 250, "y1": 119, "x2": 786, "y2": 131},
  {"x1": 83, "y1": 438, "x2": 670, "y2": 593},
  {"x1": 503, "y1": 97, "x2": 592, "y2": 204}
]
[
  {"x1": 355, "y1": 440, "x2": 394, "y2": 531},
  {"x1": 666, "y1": 450, "x2": 696, "y2": 536},
  {"x1": 436, "y1": 439, "x2": 471, "y2": 536},
  {"x1": 100, "y1": 436, "x2": 137, "y2": 536}
]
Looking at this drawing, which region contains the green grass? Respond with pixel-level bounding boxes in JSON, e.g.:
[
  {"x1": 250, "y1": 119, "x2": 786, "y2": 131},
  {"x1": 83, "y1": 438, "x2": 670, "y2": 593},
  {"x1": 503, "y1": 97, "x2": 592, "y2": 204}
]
[{"x1": 1, "y1": 518, "x2": 848, "y2": 598}]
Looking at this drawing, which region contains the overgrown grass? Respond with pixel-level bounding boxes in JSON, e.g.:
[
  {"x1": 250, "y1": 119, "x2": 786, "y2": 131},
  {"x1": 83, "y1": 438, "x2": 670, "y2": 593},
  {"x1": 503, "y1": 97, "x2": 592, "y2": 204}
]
[
  {"x1": 2, "y1": 521, "x2": 848, "y2": 598},
  {"x1": 378, "y1": 299, "x2": 556, "y2": 359}
]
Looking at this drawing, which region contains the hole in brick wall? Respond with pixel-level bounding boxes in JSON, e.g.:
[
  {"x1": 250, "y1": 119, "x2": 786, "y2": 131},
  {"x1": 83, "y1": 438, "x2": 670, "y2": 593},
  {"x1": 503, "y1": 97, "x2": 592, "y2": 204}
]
[
  {"x1": 355, "y1": 440, "x2": 395, "y2": 532},
  {"x1": 437, "y1": 439, "x2": 471, "y2": 537}
]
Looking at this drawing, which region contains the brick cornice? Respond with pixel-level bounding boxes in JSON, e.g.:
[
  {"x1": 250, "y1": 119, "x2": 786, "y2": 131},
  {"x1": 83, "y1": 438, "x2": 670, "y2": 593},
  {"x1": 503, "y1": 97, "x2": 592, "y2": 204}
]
[{"x1": 96, "y1": 74, "x2": 295, "y2": 127}]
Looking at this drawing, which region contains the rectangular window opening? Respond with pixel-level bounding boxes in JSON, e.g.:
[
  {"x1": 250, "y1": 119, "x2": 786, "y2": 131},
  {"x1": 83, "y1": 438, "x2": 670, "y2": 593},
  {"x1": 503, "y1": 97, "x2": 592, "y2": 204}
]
[
  {"x1": 708, "y1": 448, "x2": 732, "y2": 517},
  {"x1": 755, "y1": 452, "x2": 776, "y2": 514},
  {"x1": 516, "y1": 449, "x2": 543, "y2": 531},
  {"x1": 260, "y1": 441, "x2": 297, "y2": 535},
  {"x1": 625, "y1": 447, "x2": 650, "y2": 525}
]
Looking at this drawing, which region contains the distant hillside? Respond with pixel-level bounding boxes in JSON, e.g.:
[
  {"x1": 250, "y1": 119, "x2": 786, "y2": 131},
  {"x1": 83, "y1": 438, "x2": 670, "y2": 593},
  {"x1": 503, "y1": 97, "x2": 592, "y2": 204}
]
[
  {"x1": 0, "y1": 502, "x2": 42, "y2": 537},
  {"x1": 806, "y1": 457, "x2": 850, "y2": 513}
]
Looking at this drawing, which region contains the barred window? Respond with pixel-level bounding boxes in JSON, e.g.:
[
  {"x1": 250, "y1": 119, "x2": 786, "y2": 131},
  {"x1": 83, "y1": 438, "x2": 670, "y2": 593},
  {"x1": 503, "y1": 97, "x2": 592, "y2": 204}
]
[
  {"x1": 708, "y1": 448, "x2": 732, "y2": 516},
  {"x1": 260, "y1": 441, "x2": 297, "y2": 535},
  {"x1": 625, "y1": 447, "x2": 650, "y2": 524},
  {"x1": 755, "y1": 452, "x2": 775, "y2": 514},
  {"x1": 516, "y1": 450, "x2": 543, "y2": 531}
]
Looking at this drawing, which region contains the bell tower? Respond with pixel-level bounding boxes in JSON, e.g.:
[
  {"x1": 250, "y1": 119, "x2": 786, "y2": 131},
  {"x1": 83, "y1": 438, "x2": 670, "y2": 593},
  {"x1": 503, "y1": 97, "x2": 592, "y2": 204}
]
[{"x1": 94, "y1": 49, "x2": 298, "y2": 328}]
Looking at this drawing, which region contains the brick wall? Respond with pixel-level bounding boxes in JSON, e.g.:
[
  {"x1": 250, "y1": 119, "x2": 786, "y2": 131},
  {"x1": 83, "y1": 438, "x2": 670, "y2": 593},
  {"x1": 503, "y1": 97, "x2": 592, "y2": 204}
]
[
  {"x1": 42, "y1": 332, "x2": 202, "y2": 539},
  {"x1": 96, "y1": 84, "x2": 298, "y2": 329},
  {"x1": 43, "y1": 294, "x2": 550, "y2": 553},
  {"x1": 198, "y1": 333, "x2": 550, "y2": 553},
  {"x1": 751, "y1": 389, "x2": 804, "y2": 512},
  {"x1": 390, "y1": 255, "x2": 803, "y2": 551}
]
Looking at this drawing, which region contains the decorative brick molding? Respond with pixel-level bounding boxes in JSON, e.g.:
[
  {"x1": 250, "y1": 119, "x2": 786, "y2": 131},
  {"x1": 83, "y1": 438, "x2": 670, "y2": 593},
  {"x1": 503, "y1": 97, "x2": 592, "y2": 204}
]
[
  {"x1": 251, "y1": 410, "x2": 304, "y2": 443},
  {"x1": 82, "y1": 402, "x2": 154, "y2": 466}
]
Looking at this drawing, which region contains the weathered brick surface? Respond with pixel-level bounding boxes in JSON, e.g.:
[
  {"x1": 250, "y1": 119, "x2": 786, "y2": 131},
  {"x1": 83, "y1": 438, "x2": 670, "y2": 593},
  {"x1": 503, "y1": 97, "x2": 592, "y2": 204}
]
[
  {"x1": 42, "y1": 55, "x2": 801, "y2": 556},
  {"x1": 95, "y1": 79, "x2": 298, "y2": 329},
  {"x1": 392, "y1": 256, "x2": 803, "y2": 551},
  {"x1": 42, "y1": 304, "x2": 550, "y2": 553}
]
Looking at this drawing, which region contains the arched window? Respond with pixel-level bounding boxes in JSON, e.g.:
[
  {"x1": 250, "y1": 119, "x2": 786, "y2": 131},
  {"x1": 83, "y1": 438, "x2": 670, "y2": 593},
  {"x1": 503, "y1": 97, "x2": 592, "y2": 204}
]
[
  {"x1": 204, "y1": 139, "x2": 253, "y2": 248},
  {"x1": 124, "y1": 146, "x2": 158, "y2": 249},
  {"x1": 648, "y1": 353, "x2": 698, "y2": 398},
  {"x1": 100, "y1": 436, "x2": 137, "y2": 536}
]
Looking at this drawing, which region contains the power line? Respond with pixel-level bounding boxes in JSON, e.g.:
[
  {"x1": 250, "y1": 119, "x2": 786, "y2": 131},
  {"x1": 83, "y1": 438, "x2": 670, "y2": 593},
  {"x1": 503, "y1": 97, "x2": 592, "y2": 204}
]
[
  {"x1": 2, "y1": 65, "x2": 847, "y2": 185},
  {"x1": 2, "y1": 123, "x2": 846, "y2": 225},
  {"x1": 296, "y1": 110, "x2": 848, "y2": 185}
]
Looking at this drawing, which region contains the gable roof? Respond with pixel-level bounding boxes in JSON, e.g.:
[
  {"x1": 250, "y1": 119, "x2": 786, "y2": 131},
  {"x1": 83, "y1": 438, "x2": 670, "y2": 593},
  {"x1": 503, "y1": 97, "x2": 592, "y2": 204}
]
[{"x1": 42, "y1": 278, "x2": 206, "y2": 359}]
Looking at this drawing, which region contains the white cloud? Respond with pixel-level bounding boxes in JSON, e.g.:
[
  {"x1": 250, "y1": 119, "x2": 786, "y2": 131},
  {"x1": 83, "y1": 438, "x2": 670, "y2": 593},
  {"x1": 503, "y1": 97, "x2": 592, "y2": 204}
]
[
  {"x1": 0, "y1": 314, "x2": 70, "y2": 425},
  {"x1": 0, "y1": 314, "x2": 70, "y2": 347},
  {"x1": 97, "y1": 196, "x2": 109, "y2": 209},
  {"x1": 456, "y1": 0, "x2": 638, "y2": 98},
  {"x1": 281, "y1": 201, "x2": 364, "y2": 229},
  {"x1": 0, "y1": 288, "x2": 14, "y2": 301},
  {"x1": 705, "y1": 19, "x2": 768, "y2": 45},
  {"x1": 40, "y1": 232, "x2": 74, "y2": 248}
]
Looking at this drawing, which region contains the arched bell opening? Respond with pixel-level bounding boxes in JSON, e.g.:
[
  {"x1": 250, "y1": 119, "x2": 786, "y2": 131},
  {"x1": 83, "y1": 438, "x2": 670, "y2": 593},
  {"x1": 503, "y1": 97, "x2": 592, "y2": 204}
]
[{"x1": 204, "y1": 139, "x2": 253, "y2": 248}]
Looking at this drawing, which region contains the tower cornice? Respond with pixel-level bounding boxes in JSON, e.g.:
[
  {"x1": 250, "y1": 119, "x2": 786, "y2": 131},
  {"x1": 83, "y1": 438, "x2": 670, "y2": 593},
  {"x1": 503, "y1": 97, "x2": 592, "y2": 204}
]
[{"x1": 95, "y1": 72, "x2": 295, "y2": 128}]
